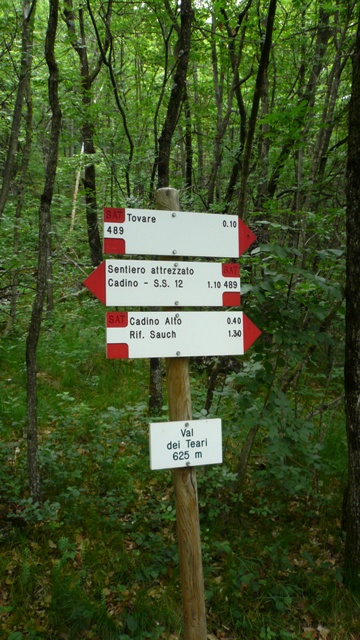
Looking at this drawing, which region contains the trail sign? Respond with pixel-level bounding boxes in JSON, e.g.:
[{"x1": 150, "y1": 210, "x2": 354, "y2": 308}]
[
  {"x1": 83, "y1": 259, "x2": 240, "y2": 307},
  {"x1": 106, "y1": 310, "x2": 261, "y2": 359},
  {"x1": 103, "y1": 207, "x2": 256, "y2": 258},
  {"x1": 149, "y1": 419, "x2": 222, "y2": 470},
  {"x1": 83, "y1": 188, "x2": 259, "y2": 640}
]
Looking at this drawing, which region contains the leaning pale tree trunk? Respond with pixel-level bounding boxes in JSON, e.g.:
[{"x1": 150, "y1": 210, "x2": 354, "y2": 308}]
[
  {"x1": 63, "y1": 0, "x2": 112, "y2": 266},
  {"x1": 344, "y1": 7, "x2": 360, "y2": 591},
  {"x1": 0, "y1": 0, "x2": 37, "y2": 221},
  {"x1": 26, "y1": 0, "x2": 61, "y2": 502}
]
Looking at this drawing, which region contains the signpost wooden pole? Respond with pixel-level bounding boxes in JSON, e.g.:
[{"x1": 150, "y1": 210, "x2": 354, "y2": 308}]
[{"x1": 156, "y1": 187, "x2": 207, "y2": 640}]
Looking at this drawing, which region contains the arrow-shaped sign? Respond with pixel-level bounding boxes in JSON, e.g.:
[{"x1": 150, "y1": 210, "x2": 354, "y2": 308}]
[
  {"x1": 83, "y1": 260, "x2": 241, "y2": 307},
  {"x1": 103, "y1": 208, "x2": 256, "y2": 258},
  {"x1": 106, "y1": 311, "x2": 261, "y2": 359}
]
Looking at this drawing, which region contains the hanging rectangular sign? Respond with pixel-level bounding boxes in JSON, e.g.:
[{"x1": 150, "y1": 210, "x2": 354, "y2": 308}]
[
  {"x1": 83, "y1": 259, "x2": 240, "y2": 307},
  {"x1": 103, "y1": 207, "x2": 256, "y2": 258},
  {"x1": 106, "y1": 311, "x2": 261, "y2": 359},
  {"x1": 149, "y1": 419, "x2": 223, "y2": 470}
]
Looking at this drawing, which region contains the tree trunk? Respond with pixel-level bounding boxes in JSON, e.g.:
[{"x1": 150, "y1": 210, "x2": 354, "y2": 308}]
[
  {"x1": 148, "y1": 357, "x2": 163, "y2": 416},
  {"x1": 344, "y1": 7, "x2": 360, "y2": 591},
  {"x1": 83, "y1": 132, "x2": 102, "y2": 267},
  {"x1": 184, "y1": 88, "x2": 192, "y2": 191},
  {"x1": 207, "y1": 14, "x2": 224, "y2": 207},
  {"x1": 216, "y1": 2, "x2": 251, "y2": 211},
  {"x1": 157, "y1": 0, "x2": 193, "y2": 188},
  {"x1": 192, "y1": 65, "x2": 204, "y2": 190},
  {"x1": 5, "y1": 81, "x2": 33, "y2": 335},
  {"x1": 237, "y1": 0, "x2": 277, "y2": 216},
  {"x1": 266, "y1": 3, "x2": 331, "y2": 202},
  {"x1": 26, "y1": 0, "x2": 61, "y2": 502},
  {"x1": 86, "y1": 0, "x2": 133, "y2": 198},
  {"x1": 63, "y1": 1, "x2": 106, "y2": 266},
  {"x1": 0, "y1": 0, "x2": 37, "y2": 221}
]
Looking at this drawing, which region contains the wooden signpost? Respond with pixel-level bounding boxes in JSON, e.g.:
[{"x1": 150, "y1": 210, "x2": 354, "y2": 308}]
[
  {"x1": 83, "y1": 187, "x2": 260, "y2": 640},
  {"x1": 155, "y1": 188, "x2": 207, "y2": 640}
]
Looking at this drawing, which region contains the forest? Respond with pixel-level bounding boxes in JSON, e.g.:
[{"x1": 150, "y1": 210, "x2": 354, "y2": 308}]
[{"x1": 1, "y1": 0, "x2": 360, "y2": 638}]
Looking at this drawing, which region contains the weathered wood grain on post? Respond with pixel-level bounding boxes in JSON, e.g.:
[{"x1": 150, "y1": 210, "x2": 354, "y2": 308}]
[{"x1": 156, "y1": 187, "x2": 207, "y2": 640}]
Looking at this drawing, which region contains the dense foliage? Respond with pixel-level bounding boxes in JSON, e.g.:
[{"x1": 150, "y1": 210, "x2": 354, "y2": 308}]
[{"x1": 0, "y1": 0, "x2": 358, "y2": 638}]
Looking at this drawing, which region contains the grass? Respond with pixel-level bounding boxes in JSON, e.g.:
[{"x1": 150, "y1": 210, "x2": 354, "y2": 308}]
[{"x1": 0, "y1": 262, "x2": 358, "y2": 640}]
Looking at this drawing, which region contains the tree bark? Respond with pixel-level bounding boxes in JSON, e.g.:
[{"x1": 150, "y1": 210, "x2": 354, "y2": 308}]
[
  {"x1": 192, "y1": 65, "x2": 204, "y2": 190},
  {"x1": 266, "y1": 3, "x2": 331, "y2": 202},
  {"x1": 5, "y1": 80, "x2": 33, "y2": 335},
  {"x1": 0, "y1": 0, "x2": 37, "y2": 221},
  {"x1": 216, "y1": 1, "x2": 251, "y2": 210},
  {"x1": 167, "y1": 358, "x2": 207, "y2": 640},
  {"x1": 26, "y1": 0, "x2": 61, "y2": 502},
  {"x1": 157, "y1": 186, "x2": 207, "y2": 640},
  {"x1": 157, "y1": 0, "x2": 193, "y2": 188},
  {"x1": 148, "y1": 356, "x2": 163, "y2": 416},
  {"x1": 63, "y1": 1, "x2": 109, "y2": 266},
  {"x1": 344, "y1": 7, "x2": 360, "y2": 591},
  {"x1": 86, "y1": 0, "x2": 133, "y2": 198},
  {"x1": 237, "y1": 0, "x2": 277, "y2": 216},
  {"x1": 308, "y1": 2, "x2": 355, "y2": 192},
  {"x1": 184, "y1": 88, "x2": 192, "y2": 190}
]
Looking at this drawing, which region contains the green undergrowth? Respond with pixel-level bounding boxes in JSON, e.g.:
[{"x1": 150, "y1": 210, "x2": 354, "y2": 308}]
[{"x1": 0, "y1": 259, "x2": 357, "y2": 640}]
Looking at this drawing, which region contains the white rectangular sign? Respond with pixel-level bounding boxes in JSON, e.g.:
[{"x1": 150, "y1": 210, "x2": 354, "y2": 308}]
[
  {"x1": 103, "y1": 207, "x2": 256, "y2": 258},
  {"x1": 106, "y1": 310, "x2": 261, "y2": 359},
  {"x1": 85, "y1": 259, "x2": 240, "y2": 307},
  {"x1": 149, "y1": 419, "x2": 222, "y2": 470}
]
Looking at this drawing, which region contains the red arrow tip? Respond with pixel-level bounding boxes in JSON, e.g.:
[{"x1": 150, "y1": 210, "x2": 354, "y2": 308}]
[
  {"x1": 83, "y1": 261, "x2": 106, "y2": 304},
  {"x1": 243, "y1": 314, "x2": 261, "y2": 351},
  {"x1": 238, "y1": 219, "x2": 256, "y2": 256}
]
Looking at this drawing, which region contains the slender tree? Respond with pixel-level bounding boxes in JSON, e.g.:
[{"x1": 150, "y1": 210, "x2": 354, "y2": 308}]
[
  {"x1": 26, "y1": 0, "x2": 61, "y2": 501},
  {"x1": 156, "y1": 0, "x2": 193, "y2": 188},
  {"x1": 87, "y1": 0, "x2": 134, "y2": 198},
  {"x1": 63, "y1": 0, "x2": 112, "y2": 266},
  {"x1": 208, "y1": 1, "x2": 251, "y2": 209},
  {"x1": 344, "y1": 6, "x2": 360, "y2": 591},
  {"x1": 5, "y1": 80, "x2": 33, "y2": 334},
  {"x1": 0, "y1": 0, "x2": 37, "y2": 220},
  {"x1": 237, "y1": 0, "x2": 277, "y2": 216}
]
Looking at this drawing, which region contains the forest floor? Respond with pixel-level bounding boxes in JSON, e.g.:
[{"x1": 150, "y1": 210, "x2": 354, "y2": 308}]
[{"x1": 0, "y1": 285, "x2": 358, "y2": 640}]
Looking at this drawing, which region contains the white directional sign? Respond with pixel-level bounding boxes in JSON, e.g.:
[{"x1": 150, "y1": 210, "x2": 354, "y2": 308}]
[
  {"x1": 149, "y1": 419, "x2": 222, "y2": 470},
  {"x1": 103, "y1": 207, "x2": 256, "y2": 258},
  {"x1": 83, "y1": 259, "x2": 240, "y2": 307},
  {"x1": 106, "y1": 311, "x2": 261, "y2": 359}
]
